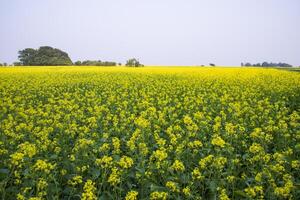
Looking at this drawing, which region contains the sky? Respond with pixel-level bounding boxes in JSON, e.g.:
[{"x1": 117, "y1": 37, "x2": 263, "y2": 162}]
[{"x1": 0, "y1": 0, "x2": 299, "y2": 66}]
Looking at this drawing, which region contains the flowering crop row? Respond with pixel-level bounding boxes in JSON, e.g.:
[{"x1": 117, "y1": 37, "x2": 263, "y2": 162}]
[{"x1": 0, "y1": 67, "x2": 299, "y2": 199}]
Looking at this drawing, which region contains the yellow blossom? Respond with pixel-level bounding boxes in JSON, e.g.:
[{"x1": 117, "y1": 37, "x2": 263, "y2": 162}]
[
  {"x1": 211, "y1": 136, "x2": 226, "y2": 148},
  {"x1": 82, "y1": 180, "x2": 97, "y2": 200},
  {"x1": 125, "y1": 190, "x2": 138, "y2": 200}
]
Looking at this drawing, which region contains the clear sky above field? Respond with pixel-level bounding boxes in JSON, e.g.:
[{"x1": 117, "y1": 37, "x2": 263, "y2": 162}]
[{"x1": 0, "y1": 0, "x2": 299, "y2": 66}]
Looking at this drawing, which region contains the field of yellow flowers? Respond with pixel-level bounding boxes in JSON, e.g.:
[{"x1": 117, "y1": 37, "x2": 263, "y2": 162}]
[{"x1": 0, "y1": 67, "x2": 299, "y2": 200}]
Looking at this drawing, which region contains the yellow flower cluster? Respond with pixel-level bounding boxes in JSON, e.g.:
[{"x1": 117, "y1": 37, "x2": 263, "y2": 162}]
[
  {"x1": 118, "y1": 156, "x2": 134, "y2": 169},
  {"x1": 171, "y1": 160, "x2": 185, "y2": 172},
  {"x1": 82, "y1": 180, "x2": 97, "y2": 200},
  {"x1": 33, "y1": 159, "x2": 55, "y2": 174},
  {"x1": 150, "y1": 191, "x2": 168, "y2": 200},
  {"x1": 0, "y1": 66, "x2": 299, "y2": 199},
  {"x1": 211, "y1": 136, "x2": 226, "y2": 148},
  {"x1": 125, "y1": 190, "x2": 138, "y2": 200},
  {"x1": 68, "y1": 175, "x2": 83, "y2": 186},
  {"x1": 108, "y1": 167, "x2": 121, "y2": 186},
  {"x1": 95, "y1": 155, "x2": 113, "y2": 168},
  {"x1": 165, "y1": 181, "x2": 179, "y2": 192}
]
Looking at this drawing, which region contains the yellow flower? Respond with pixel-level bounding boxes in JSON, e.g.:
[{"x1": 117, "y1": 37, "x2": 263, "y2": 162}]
[
  {"x1": 95, "y1": 156, "x2": 113, "y2": 168},
  {"x1": 213, "y1": 156, "x2": 227, "y2": 170},
  {"x1": 18, "y1": 142, "x2": 37, "y2": 158},
  {"x1": 188, "y1": 140, "x2": 203, "y2": 148},
  {"x1": 112, "y1": 137, "x2": 121, "y2": 153},
  {"x1": 182, "y1": 187, "x2": 191, "y2": 196},
  {"x1": 219, "y1": 188, "x2": 230, "y2": 200},
  {"x1": 274, "y1": 174, "x2": 294, "y2": 198},
  {"x1": 192, "y1": 168, "x2": 204, "y2": 180},
  {"x1": 108, "y1": 167, "x2": 121, "y2": 186},
  {"x1": 69, "y1": 154, "x2": 75, "y2": 161},
  {"x1": 171, "y1": 160, "x2": 185, "y2": 172},
  {"x1": 226, "y1": 176, "x2": 235, "y2": 183},
  {"x1": 10, "y1": 152, "x2": 24, "y2": 166},
  {"x1": 17, "y1": 193, "x2": 25, "y2": 200},
  {"x1": 211, "y1": 136, "x2": 226, "y2": 148},
  {"x1": 135, "y1": 116, "x2": 150, "y2": 128},
  {"x1": 291, "y1": 160, "x2": 300, "y2": 169},
  {"x1": 36, "y1": 178, "x2": 48, "y2": 197},
  {"x1": 68, "y1": 175, "x2": 83, "y2": 186},
  {"x1": 119, "y1": 156, "x2": 134, "y2": 169},
  {"x1": 150, "y1": 191, "x2": 168, "y2": 200},
  {"x1": 249, "y1": 143, "x2": 264, "y2": 154},
  {"x1": 125, "y1": 190, "x2": 138, "y2": 200},
  {"x1": 199, "y1": 155, "x2": 214, "y2": 169},
  {"x1": 244, "y1": 186, "x2": 263, "y2": 199},
  {"x1": 33, "y1": 159, "x2": 55, "y2": 174},
  {"x1": 99, "y1": 143, "x2": 110, "y2": 152},
  {"x1": 138, "y1": 142, "x2": 149, "y2": 156},
  {"x1": 166, "y1": 181, "x2": 179, "y2": 192},
  {"x1": 82, "y1": 180, "x2": 97, "y2": 200},
  {"x1": 183, "y1": 115, "x2": 193, "y2": 125},
  {"x1": 151, "y1": 149, "x2": 168, "y2": 161},
  {"x1": 225, "y1": 123, "x2": 235, "y2": 135},
  {"x1": 28, "y1": 197, "x2": 42, "y2": 200}
]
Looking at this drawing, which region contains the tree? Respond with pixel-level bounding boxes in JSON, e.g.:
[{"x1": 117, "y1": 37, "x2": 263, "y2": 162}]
[
  {"x1": 209, "y1": 63, "x2": 215, "y2": 67},
  {"x1": 74, "y1": 61, "x2": 82, "y2": 66},
  {"x1": 242, "y1": 61, "x2": 292, "y2": 67},
  {"x1": 126, "y1": 58, "x2": 143, "y2": 67},
  {"x1": 18, "y1": 48, "x2": 37, "y2": 65},
  {"x1": 13, "y1": 62, "x2": 22, "y2": 66},
  {"x1": 77, "y1": 60, "x2": 117, "y2": 66},
  {"x1": 18, "y1": 46, "x2": 73, "y2": 66},
  {"x1": 261, "y1": 62, "x2": 269, "y2": 67}
]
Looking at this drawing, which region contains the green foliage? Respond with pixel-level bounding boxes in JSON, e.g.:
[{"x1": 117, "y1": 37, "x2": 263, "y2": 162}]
[
  {"x1": 13, "y1": 62, "x2": 22, "y2": 66},
  {"x1": 243, "y1": 62, "x2": 292, "y2": 67},
  {"x1": 78, "y1": 60, "x2": 117, "y2": 66},
  {"x1": 18, "y1": 46, "x2": 73, "y2": 66},
  {"x1": 126, "y1": 58, "x2": 143, "y2": 67},
  {"x1": 74, "y1": 61, "x2": 82, "y2": 66}
]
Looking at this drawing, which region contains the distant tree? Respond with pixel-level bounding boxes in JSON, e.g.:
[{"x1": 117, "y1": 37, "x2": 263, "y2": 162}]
[
  {"x1": 261, "y1": 62, "x2": 269, "y2": 67},
  {"x1": 241, "y1": 62, "x2": 244, "y2": 66},
  {"x1": 243, "y1": 61, "x2": 292, "y2": 67},
  {"x1": 74, "y1": 61, "x2": 82, "y2": 66},
  {"x1": 76, "y1": 60, "x2": 117, "y2": 66},
  {"x1": 3, "y1": 62, "x2": 7, "y2": 66},
  {"x1": 126, "y1": 58, "x2": 143, "y2": 67},
  {"x1": 13, "y1": 62, "x2": 22, "y2": 66},
  {"x1": 244, "y1": 63, "x2": 252, "y2": 67},
  {"x1": 18, "y1": 48, "x2": 37, "y2": 65},
  {"x1": 278, "y1": 62, "x2": 292, "y2": 67},
  {"x1": 0, "y1": 63, "x2": 2, "y2": 66},
  {"x1": 18, "y1": 46, "x2": 73, "y2": 66},
  {"x1": 209, "y1": 63, "x2": 215, "y2": 67},
  {"x1": 118, "y1": 63, "x2": 122, "y2": 66}
]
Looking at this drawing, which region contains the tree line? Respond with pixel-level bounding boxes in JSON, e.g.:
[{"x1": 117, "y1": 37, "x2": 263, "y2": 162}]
[
  {"x1": 3, "y1": 46, "x2": 143, "y2": 67},
  {"x1": 241, "y1": 62, "x2": 292, "y2": 67},
  {"x1": 1, "y1": 46, "x2": 297, "y2": 68}
]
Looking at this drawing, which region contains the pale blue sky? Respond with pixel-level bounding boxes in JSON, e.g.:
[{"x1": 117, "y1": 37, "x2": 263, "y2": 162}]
[{"x1": 0, "y1": 0, "x2": 299, "y2": 66}]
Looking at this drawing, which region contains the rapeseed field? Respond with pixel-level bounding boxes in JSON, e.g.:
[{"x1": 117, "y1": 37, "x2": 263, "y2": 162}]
[{"x1": 0, "y1": 67, "x2": 299, "y2": 199}]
